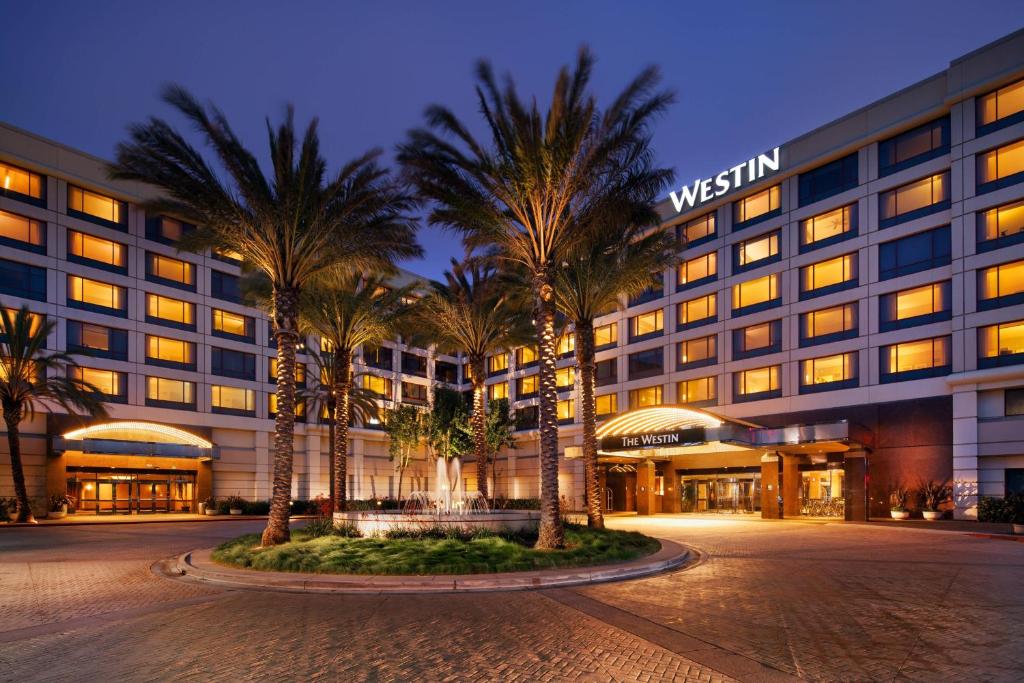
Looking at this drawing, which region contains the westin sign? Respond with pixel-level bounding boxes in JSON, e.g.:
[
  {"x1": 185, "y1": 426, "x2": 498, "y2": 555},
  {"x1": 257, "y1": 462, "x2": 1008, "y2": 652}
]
[{"x1": 668, "y1": 147, "x2": 781, "y2": 214}]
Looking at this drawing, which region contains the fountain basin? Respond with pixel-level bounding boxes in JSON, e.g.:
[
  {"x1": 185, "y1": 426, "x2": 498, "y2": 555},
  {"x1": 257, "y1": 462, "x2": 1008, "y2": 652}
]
[{"x1": 332, "y1": 510, "x2": 540, "y2": 536}]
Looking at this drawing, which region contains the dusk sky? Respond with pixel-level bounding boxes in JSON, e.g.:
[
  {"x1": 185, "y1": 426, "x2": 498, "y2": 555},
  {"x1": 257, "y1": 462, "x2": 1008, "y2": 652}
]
[{"x1": 1, "y1": 1, "x2": 1021, "y2": 279}]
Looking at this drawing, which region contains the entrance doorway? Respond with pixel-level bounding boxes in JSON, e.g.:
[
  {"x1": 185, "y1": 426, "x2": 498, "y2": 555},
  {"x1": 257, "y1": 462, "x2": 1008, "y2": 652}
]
[
  {"x1": 680, "y1": 472, "x2": 761, "y2": 514},
  {"x1": 68, "y1": 468, "x2": 196, "y2": 514}
]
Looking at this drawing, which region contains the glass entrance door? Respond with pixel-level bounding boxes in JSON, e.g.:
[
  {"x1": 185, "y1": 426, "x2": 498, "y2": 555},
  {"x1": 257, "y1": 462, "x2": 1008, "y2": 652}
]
[
  {"x1": 680, "y1": 474, "x2": 761, "y2": 514},
  {"x1": 70, "y1": 469, "x2": 196, "y2": 514}
]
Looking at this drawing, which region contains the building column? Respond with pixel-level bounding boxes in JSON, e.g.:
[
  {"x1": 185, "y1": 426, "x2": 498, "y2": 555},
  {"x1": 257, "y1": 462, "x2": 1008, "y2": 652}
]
[
  {"x1": 760, "y1": 453, "x2": 780, "y2": 519},
  {"x1": 45, "y1": 449, "x2": 67, "y2": 498},
  {"x1": 782, "y1": 454, "x2": 801, "y2": 518},
  {"x1": 306, "y1": 432, "x2": 322, "y2": 499},
  {"x1": 254, "y1": 430, "x2": 270, "y2": 499},
  {"x1": 843, "y1": 450, "x2": 868, "y2": 522},
  {"x1": 352, "y1": 437, "x2": 364, "y2": 501},
  {"x1": 598, "y1": 465, "x2": 607, "y2": 513},
  {"x1": 197, "y1": 460, "x2": 214, "y2": 508},
  {"x1": 636, "y1": 460, "x2": 657, "y2": 515},
  {"x1": 662, "y1": 469, "x2": 681, "y2": 513},
  {"x1": 952, "y1": 388, "x2": 979, "y2": 519}
]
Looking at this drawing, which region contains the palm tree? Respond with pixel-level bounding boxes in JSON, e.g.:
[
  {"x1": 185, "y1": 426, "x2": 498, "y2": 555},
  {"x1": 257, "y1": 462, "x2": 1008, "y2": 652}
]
[
  {"x1": 299, "y1": 274, "x2": 413, "y2": 512},
  {"x1": 301, "y1": 349, "x2": 381, "y2": 503},
  {"x1": 109, "y1": 85, "x2": 420, "y2": 545},
  {"x1": 1, "y1": 307, "x2": 108, "y2": 523},
  {"x1": 399, "y1": 48, "x2": 674, "y2": 547},
  {"x1": 417, "y1": 257, "x2": 531, "y2": 500},
  {"x1": 554, "y1": 224, "x2": 677, "y2": 529}
]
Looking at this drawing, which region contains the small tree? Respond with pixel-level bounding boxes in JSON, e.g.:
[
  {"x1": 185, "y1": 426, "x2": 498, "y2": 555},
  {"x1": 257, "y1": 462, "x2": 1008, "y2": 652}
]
[
  {"x1": 482, "y1": 398, "x2": 516, "y2": 503},
  {"x1": 383, "y1": 404, "x2": 424, "y2": 504},
  {"x1": 425, "y1": 387, "x2": 472, "y2": 467}
]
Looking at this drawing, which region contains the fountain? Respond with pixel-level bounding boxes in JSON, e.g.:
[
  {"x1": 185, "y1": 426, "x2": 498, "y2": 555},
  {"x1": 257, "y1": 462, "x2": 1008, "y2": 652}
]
[{"x1": 333, "y1": 457, "x2": 539, "y2": 536}]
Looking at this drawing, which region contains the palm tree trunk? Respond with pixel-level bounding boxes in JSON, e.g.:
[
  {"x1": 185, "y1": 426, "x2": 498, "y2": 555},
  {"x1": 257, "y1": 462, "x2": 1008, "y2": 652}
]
[
  {"x1": 575, "y1": 322, "x2": 604, "y2": 529},
  {"x1": 533, "y1": 274, "x2": 565, "y2": 549},
  {"x1": 4, "y1": 411, "x2": 36, "y2": 524},
  {"x1": 327, "y1": 395, "x2": 336, "y2": 506},
  {"x1": 333, "y1": 347, "x2": 352, "y2": 513},
  {"x1": 262, "y1": 286, "x2": 299, "y2": 546},
  {"x1": 471, "y1": 357, "x2": 488, "y2": 499}
]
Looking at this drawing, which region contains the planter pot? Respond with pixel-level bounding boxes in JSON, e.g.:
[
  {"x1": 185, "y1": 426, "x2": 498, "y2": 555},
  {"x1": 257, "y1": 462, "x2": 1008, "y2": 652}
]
[
  {"x1": 197, "y1": 502, "x2": 206, "y2": 515},
  {"x1": 890, "y1": 510, "x2": 910, "y2": 520},
  {"x1": 205, "y1": 508, "x2": 219, "y2": 516},
  {"x1": 49, "y1": 510, "x2": 67, "y2": 520},
  {"x1": 1013, "y1": 523, "x2": 1024, "y2": 535},
  {"x1": 229, "y1": 508, "x2": 243, "y2": 516},
  {"x1": 922, "y1": 510, "x2": 942, "y2": 521}
]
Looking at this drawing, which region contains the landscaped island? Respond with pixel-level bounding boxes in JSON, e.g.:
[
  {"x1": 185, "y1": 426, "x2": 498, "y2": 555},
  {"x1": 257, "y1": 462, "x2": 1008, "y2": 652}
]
[{"x1": 212, "y1": 523, "x2": 660, "y2": 576}]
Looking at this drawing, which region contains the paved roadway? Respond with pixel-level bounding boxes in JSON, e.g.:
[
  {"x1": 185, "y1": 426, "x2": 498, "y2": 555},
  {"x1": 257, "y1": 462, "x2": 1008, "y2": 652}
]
[{"x1": 0, "y1": 515, "x2": 1022, "y2": 682}]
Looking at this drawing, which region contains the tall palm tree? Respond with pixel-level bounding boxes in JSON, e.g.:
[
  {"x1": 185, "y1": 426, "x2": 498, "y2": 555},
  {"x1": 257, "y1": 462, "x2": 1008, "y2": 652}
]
[
  {"x1": 554, "y1": 224, "x2": 678, "y2": 529},
  {"x1": 417, "y1": 257, "x2": 531, "y2": 499},
  {"x1": 299, "y1": 274, "x2": 413, "y2": 512},
  {"x1": 399, "y1": 48, "x2": 673, "y2": 547},
  {"x1": 109, "y1": 85, "x2": 420, "y2": 545},
  {"x1": 1, "y1": 307, "x2": 108, "y2": 523}
]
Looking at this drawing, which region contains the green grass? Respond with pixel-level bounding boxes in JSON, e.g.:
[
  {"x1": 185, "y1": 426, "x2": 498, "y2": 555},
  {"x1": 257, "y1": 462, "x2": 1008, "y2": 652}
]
[{"x1": 211, "y1": 523, "x2": 660, "y2": 576}]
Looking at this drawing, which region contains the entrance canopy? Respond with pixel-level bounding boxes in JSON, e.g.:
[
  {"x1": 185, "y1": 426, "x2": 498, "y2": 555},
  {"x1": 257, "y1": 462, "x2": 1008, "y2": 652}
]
[
  {"x1": 54, "y1": 421, "x2": 217, "y2": 460},
  {"x1": 594, "y1": 406, "x2": 759, "y2": 459}
]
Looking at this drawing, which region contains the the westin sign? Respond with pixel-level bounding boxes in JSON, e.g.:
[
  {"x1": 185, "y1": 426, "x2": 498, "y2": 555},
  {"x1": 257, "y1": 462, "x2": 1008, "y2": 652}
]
[
  {"x1": 668, "y1": 147, "x2": 781, "y2": 214},
  {"x1": 600, "y1": 427, "x2": 706, "y2": 452}
]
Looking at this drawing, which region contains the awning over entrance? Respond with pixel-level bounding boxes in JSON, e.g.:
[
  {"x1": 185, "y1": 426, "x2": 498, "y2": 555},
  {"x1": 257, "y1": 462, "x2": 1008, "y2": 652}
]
[
  {"x1": 54, "y1": 421, "x2": 218, "y2": 460},
  {"x1": 593, "y1": 406, "x2": 759, "y2": 459}
]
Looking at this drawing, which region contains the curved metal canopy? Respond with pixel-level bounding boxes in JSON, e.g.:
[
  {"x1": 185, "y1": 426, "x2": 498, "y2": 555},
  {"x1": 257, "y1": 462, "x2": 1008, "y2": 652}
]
[
  {"x1": 62, "y1": 421, "x2": 214, "y2": 449},
  {"x1": 596, "y1": 406, "x2": 750, "y2": 438}
]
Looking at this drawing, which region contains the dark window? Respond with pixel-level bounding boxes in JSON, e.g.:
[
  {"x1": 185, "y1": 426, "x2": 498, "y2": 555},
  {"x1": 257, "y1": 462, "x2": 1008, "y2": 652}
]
[
  {"x1": 879, "y1": 281, "x2": 952, "y2": 331},
  {"x1": 363, "y1": 345, "x2": 392, "y2": 370},
  {"x1": 1006, "y1": 388, "x2": 1024, "y2": 416},
  {"x1": 66, "y1": 321, "x2": 128, "y2": 361},
  {"x1": 145, "y1": 215, "x2": 195, "y2": 245},
  {"x1": 628, "y1": 272, "x2": 664, "y2": 307},
  {"x1": 798, "y1": 153, "x2": 858, "y2": 205},
  {"x1": 628, "y1": 347, "x2": 663, "y2": 380},
  {"x1": 210, "y1": 270, "x2": 241, "y2": 303},
  {"x1": 878, "y1": 226, "x2": 951, "y2": 280},
  {"x1": 732, "y1": 320, "x2": 782, "y2": 360},
  {"x1": 0, "y1": 258, "x2": 46, "y2": 301},
  {"x1": 402, "y1": 381, "x2": 428, "y2": 405},
  {"x1": 401, "y1": 352, "x2": 428, "y2": 377},
  {"x1": 595, "y1": 358, "x2": 617, "y2": 387},
  {"x1": 878, "y1": 117, "x2": 950, "y2": 177},
  {"x1": 515, "y1": 405, "x2": 539, "y2": 431},
  {"x1": 211, "y1": 347, "x2": 256, "y2": 380},
  {"x1": 435, "y1": 360, "x2": 458, "y2": 384},
  {"x1": 1007, "y1": 469, "x2": 1024, "y2": 496}
]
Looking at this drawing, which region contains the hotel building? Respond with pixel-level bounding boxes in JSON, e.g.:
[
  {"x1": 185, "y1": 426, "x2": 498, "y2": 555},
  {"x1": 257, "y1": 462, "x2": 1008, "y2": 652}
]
[{"x1": 1, "y1": 29, "x2": 1023, "y2": 520}]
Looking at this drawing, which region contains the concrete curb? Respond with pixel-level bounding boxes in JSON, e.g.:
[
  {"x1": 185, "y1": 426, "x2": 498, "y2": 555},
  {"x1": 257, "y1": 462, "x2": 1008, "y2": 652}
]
[{"x1": 157, "y1": 538, "x2": 697, "y2": 594}]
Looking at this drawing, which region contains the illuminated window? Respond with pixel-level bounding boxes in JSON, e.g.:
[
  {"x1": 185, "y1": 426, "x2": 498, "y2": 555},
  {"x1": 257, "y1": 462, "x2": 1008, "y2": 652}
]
[
  {"x1": 211, "y1": 385, "x2": 255, "y2": 414},
  {"x1": 678, "y1": 376, "x2": 717, "y2": 405},
  {"x1": 68, "y1": 186, "x2": 126, "y2": 227},
  {"x1": 880, "y1": 282, "x2": 950, "y2": 330},
  {"x1": 678, "y1": 251, "x2": 717, "y2": 288},
  {"x1": 212, "y1": 309, "x2": 254, "y2": 340},
  {"x1": 800, "y1": 353, "x2": 858, "y2": 393},
  {"x1": 268, "y1": 392, "x2": 306, "y2": 419},
  {"x1": 364, "y1": 374, "x2": 392, "y2": 398},
  {"x1": 977, "y1": 199, "x2": 1024, "y2": 250},
  {"x1": 880, "y1": 336, "x2": 951, "y2": 381},
  {"x1": 733, "y1": 320, "x2": 782, "y2": 359},
  {"x1": 978, "y1": 260, "x2": 1024, "y2": 309},
  {"x1": 557, "y1": 334, "x2": 575, "y2": 357},
  {"x1": 557, "y1": 398, "x2": 575, "y2": 423},
  {"x1": 402, "y1": 381, "x2": 428, "y2": 405},
  {"x1": 66, "y1": 321, "x2": 127, "y2": 360},
  {"x1": 878, "y1": 117, "x2": 949, "y2": 176},
  {"x1": 678, "y1": 293, "x2": 716, "y2": 328},
  {"x1": 146, "y1": 335, "x2": 195, "y2": 368},
  {"x1": 733, "y1": 184, "x2": 780, "y2": 226},
  {"x1": 629, "y1": 309, "x2": 663, "y2": 340},
  {"x1": 732, "y1": 273, "x2": 780, "y2": 313},
  {"x1": 556, "y1": 366, "x2": 575, "y2": 390},
  {"x1": 146, "y1": 252, "x2": 195, "y2": 289},
  {"x1": 0, "y1": 209, "x2": 44, "y2": 252},
  {"x1": 595, "y1": 393, "x2": 617, "y2": 418},
  {"x1": 800, "y1": 253, "x2": 857, "y2": 298},
  {"x1": 0, "y1": 161, "x2": 44, "y2": 202},
  {"x1": 213, "y1": 247, "x2": 243, "y2": 264},
  {"x1": 269, "y1": 357, "x2": 305, "y2": 384},
  {"x1": 628, "y1": 348, "x2": 663, "y2": 380},
  {"x1": 977, "y1": 78, "x2": 1024, "y2": 132},
  {"x1": 979, "y1": 320, "x2": 1024, "y2": 368},
  {"x1": 3, "y1": 308, "x2": 44, "y2": 337},
  {"x1": 67, "y1": 275, "x2": 125, "y2": 314},
  {"x1": 678, "y1": 335, "x2": 716, "y2": 368},
  {"x1": 677, "y1": 212, "x2": 716, "y2": 246},
  {"x1": 734, "y1": 365, "x2": 780, "y2": 401},
  {"x1": 734, "y1": 231, "x2": 780, "y2": 272},
  {"x1": 800, "y1": 204, "x2": 856, "y2": 250},
  {"x1": 515, "y1": 346, "x2": 537, "y2": 367},
  {"x1": 800, "y1": 303, "x2": 858, "y2": 346},
  {"x1": 488, "y1": 382, "x2": 508, "y2": 401},
  {"x1": 594, "y1": 322, "x2": 617, "y2": 348},
  {"x1": 517, "y1": 374, "x2": 538, "y2": 398},
  {"x1": 320, "y1": 338, "x2": 336, "y2": 353},
  {"x1": 488, "y1": 353, "x2": 509, "y2": 374},
  {"x1": 145, "y1": 293, "x2": 195, "y2": 329},
  {"x1": 879, "y1": 172, "x2": 949, "y2": 226},
  {"x1": 628, "y1": 385, "x2": 663, "y2": 409},
  {"x1": 145, "y1": 377, "x2": 195, "y2": 407},
  {"x1": 977, "y1": 139, "x2": 1024, "y2": 192},
  {"x1": 71, "y1": 367, "x2": 126, "y2": 401},
  {"x1": 146, "y1": 215, "x2": 194, "y2": 244},
  {"x1": 67, "y1": 231, "x2": 127, "y2": 270}
]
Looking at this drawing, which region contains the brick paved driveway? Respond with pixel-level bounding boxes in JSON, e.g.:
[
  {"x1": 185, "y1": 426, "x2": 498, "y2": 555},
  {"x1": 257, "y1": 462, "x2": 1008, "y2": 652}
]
[{"x1": 0, "y1": 516, "x2": 1021, "y2": 682}]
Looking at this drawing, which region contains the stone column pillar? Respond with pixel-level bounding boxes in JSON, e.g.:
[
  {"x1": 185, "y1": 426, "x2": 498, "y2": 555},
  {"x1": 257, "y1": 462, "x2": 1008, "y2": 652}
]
[
  {"x1": 952, "y1": 388, "x2": 979, "y2": 519},
  {"x1": 197, "y1": 460, "x2": 214, "y2": 508},
  {"x1": 662, "y1": 468, "x2": 681, "y2": 513},
  {"x1": 843, "y1": 450, "x2": 868, "y2": 521},
  {"x1": 782, "y1": 455, "x2": 801, "y2": 518},
  {"x1": 636, "y1": 460, "x2": 657, "y2": 515},
  {"x1": 254, "y1": 430, "x2": 270, "y2": 499},
  {"x1": 760, "y1": 453, "x2": 780, "y2": 519},
  {"x1": 598, "y1": 465, "x2": 607, "y2": 513}
]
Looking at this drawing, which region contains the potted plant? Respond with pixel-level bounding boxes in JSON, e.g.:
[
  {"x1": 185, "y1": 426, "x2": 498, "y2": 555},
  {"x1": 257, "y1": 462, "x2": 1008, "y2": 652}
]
[
  {"x1": 918, "y1": 480, "x2": 950, "y2": 521},
  {"x1": 48, "y1": 494, "x2": 74, "y2": 520},
  {"x1": 0, "y1": 497, "x2": 16, "y2": 522},
  {"x1": 203, "y1": 496, "x2": 219, "y2": 516},
  {"x1": 225, "y1": 495, "x2": 246, "y2": 516},
  {"x1": 889, "y1": 486, "x2": 910, "y2": 520}
]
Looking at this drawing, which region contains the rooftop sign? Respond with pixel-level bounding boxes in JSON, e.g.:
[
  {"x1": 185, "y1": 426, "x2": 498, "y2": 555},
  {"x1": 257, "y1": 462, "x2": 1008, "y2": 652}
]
[{"x1": 669, "y1": 147, "x2": 781, "y2": 214}]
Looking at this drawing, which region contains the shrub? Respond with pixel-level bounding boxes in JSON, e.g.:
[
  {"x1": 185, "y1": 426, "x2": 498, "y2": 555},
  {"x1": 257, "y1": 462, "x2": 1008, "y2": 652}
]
[
  {"x1": 978, "y1": 494, "x2": 1024, "y2": 523},
  {"x1": 302, "y1": 516, "x2": 362, "y2": 538},
  {"x1": 242, "y1": 500, "x2": 270, "y2": 515},
  {"x1": 490, "y1": 497, "x2": 541, "y2": 510},
  {"x1": 0, "y1": 497, "x2": 16, "y2": 521},
  {"x1": 347, "y1": 498, "x2": 402, "y2": 511},
  {"x1": 49, "y1": 493, "x2": 75, "y2": 512}
]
